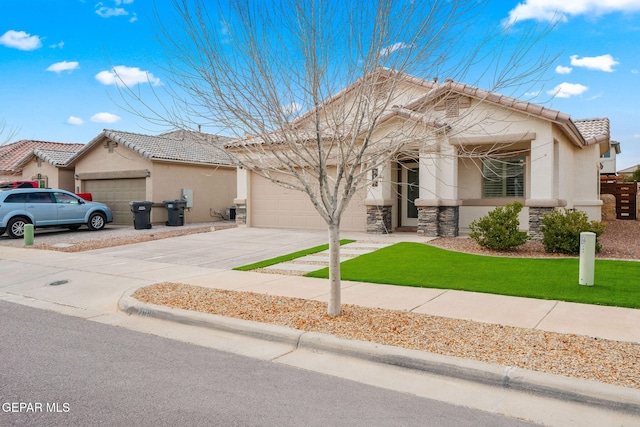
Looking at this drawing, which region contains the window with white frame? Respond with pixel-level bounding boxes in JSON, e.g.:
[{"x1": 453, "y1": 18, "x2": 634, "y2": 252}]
[{"x1": 482, "y1": 158, "x2": 525, "y2": 197}]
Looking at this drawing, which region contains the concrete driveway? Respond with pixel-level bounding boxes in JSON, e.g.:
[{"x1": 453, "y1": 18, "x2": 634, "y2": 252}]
[{"x1": 85, "y1": 227, "x2": 332, "y2": 269}]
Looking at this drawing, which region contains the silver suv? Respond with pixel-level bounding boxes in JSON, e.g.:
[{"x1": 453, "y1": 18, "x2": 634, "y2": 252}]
[{"x1": 0, "y1": 188, "x2": 113, "y2": 239}]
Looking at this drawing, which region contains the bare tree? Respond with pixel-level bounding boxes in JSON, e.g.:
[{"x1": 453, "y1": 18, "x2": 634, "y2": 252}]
[
  {"x1": 0, "y1": 119, "x2": 19, "y2": 146},
  {"x1": 122, "y1": 0, "x2": 554, "y2": 316}
]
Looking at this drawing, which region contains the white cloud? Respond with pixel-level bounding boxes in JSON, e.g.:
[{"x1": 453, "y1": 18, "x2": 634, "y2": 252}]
[
  {"x1": 0, "y1": 30, "x2": 42, "y2": 51},
  {"x1": 96, "y1": 1, "x2": 135, "y2": 19},
  {"x1": 95, "y1": 6, "x2": 127, "y2": 18},
  {"x1": 95, "y1": 65, "x2": 161, "y2": 87},
  {"x1": 46, "y1": 61, "x2": 80, "y2": 73},
  {"x1": 570, "y1": 54, "x2": 618, "y2": 72},
  {"x1": 555, "y1": 65, "x2": 573, "y2": 74},
  {"x1": 67, "y1": 116, "x2": 84, "y2": 126},
  {"x1": 503, "y1": 0, "x2": 640, "y2": 26},
  {"x1": 632, "y1": 69, "x2": 639, "y2": 74},
  {"x1": 381, "y1": 42, "x2": 410, "y2": 57},
  {"x1": 91, "y1": 112, "x2": 121, "y2": 123},
  {"x1": 547, "y1": 82, "x2": 589, "y2": 98},
  {"x1": 50, "y1": 41, "x2": 64, "y2": 49}
]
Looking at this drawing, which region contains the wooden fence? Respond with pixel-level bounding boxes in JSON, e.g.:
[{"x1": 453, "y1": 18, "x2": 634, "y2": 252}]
[{"x1": 601, "y1": 180, "x2": 638, "y2": 220}]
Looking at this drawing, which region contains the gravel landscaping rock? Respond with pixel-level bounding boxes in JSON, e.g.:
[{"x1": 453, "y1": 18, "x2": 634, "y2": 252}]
[{"x1": 134, "y1": 282, "x2": 640, "y2": 390}]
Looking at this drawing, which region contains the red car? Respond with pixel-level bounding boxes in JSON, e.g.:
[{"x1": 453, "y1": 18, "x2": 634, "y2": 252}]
[{"x1": 0, "y1": 180, "x2": 39, "y2": 189}]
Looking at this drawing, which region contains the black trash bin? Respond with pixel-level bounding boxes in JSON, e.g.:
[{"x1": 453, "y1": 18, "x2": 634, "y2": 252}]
[
  {"x1": 226, "y1": 206, "x2": 236, "y2": 220},
  {"x1": 130, "y1": 201, "x2": 153, "y2": 230},
  {"x1": 164, "y1": 200, "x2": 186, "y2": 226}
]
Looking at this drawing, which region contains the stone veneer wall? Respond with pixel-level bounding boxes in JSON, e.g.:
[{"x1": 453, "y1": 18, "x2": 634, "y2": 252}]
[
  {"x1": 528, "y1": 207, "x2": 555, "y2": 240},
  {"x1": 438, "y1": 206, "x2": 459, "y2": 237},
  {"x1": 417, "y1": 206, "x2": 460, "y2": 237},
  {"x1": 417, "y1": 206, "x2": 445, "y2": 237},
  {"x1": 366, "y1": 205, "x2": 393, "y2": 234},
  {"x1": 235, "y1": 204, "x2": 247, "y2": 226}
]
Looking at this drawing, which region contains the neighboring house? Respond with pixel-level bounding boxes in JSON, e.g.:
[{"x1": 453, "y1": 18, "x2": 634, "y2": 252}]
[
  {"x1": 618, "y1": 164, "x2": 640, "y2": 180},
  {"x1": 229, "y1": 69, "x2": 609, "y2": 237},
  {"x1": 0, "y1": 140, "x2": 82, "y2": 182},
  {"x1": 66, "y1": 129, "x2": 236, "y2": 225},
  {"x1": 16, "y1": 147, "x2": 84, "y2": 191},
  {"x1": 600, "y1": 140, "x2": 621, "y2": 175}
]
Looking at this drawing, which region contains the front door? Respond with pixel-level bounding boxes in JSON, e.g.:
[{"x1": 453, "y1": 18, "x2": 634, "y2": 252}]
[{"x1": 400, "y1": 163, "x2": 419, "y2": 227}]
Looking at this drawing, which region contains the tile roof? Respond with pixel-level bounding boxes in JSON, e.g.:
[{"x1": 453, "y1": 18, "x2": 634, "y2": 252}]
[
  {"x1": 32, "y1": 148, "x2": 81, "y2": 166},
  {"x1": 0, "y1": 140, "x2": 83, "y2": 173},
  {"x1": 226, "y1": 70, "x2": 610, "y2": 150},
  {"x1": 72, "y1": 129, "x2": 233, "y2": 166},
  {"x1": 574, "y1": 118, "x2": 610, "y2": 144}
]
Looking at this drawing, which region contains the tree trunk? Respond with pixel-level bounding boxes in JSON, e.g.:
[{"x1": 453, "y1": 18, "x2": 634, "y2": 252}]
[{"x1": 327, "y1": 221, "x2": 341, "y2": 316}]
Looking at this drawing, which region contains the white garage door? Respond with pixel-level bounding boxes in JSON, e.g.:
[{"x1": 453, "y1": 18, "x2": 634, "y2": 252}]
[
  {"x1": 250, "y1": 173, "x2": 366, "y2": 231},
  {"x1": 84, "y1": 178, "x2": 146, "y2": 225}
]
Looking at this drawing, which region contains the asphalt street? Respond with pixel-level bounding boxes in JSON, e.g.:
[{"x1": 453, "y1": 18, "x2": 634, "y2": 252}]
[{"x1": 0, "y1": 301, "x2": 539, "y2": 427}]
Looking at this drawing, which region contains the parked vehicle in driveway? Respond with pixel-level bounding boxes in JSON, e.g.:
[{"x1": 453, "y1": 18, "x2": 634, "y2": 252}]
[
  {"x1": 0, "y1": 188, "x2": 113, "y2": 239},
  {"x1": 0, "y1": 180, "x2": 39, "y2": 189}
]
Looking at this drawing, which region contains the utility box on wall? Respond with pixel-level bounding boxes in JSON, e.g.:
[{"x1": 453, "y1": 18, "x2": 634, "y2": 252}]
[{"x1": 181, "y1": 188, "x2": 193, "y2": 208}]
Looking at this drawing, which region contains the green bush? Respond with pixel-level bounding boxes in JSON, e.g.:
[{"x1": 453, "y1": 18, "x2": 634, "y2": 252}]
[
  {"x1": 540, "y1": 209, "x2": 606, "y2": 255},
  {"x1": 469, "y1": 202, "x2": 530, "y2": 250}
]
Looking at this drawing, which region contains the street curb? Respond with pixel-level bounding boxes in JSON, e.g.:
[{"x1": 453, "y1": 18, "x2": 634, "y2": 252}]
[
  {"x1": 119, "y1": 289, "x2": 640, "y2": 416},
  {"x1": 119, "y1": 290, "x2": 303, "y2": 346}
]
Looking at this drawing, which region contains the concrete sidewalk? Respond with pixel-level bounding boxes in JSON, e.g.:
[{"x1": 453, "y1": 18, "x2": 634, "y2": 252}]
[{"x1": 1, "y1": 226, "x2": 639, "y2": 425}]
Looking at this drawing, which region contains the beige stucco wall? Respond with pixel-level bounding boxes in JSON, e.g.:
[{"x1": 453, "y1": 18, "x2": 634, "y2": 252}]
[
  {"x1": 150, "y1": 162, "x2": 237, "y2": 223},
  {"x1": 459, "y1": 206, "x2": 530, "y2": 234},
  {"x1": 74, "y1": 141, "x2": 153, "y2": 176},
  {"x1": 21, "y1": 159, "x2": 75, "y2": 191},
  {"x1": 73, "y1": 141, "x2": 154, "y2": 203},
  {"x1": 58, "y1": 169, "x2": 75, "y2": 192},
  {"x1": 0, "y1": 173, "x2": 20, "y2": 181}
]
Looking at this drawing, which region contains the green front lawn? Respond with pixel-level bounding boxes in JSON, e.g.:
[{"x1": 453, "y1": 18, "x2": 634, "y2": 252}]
[
  {"x1": 305, "y1": 242, "x2": 640, "y2": 309},
  {"x1": 233, "y1": 239, "x2": 355, "y2": 271}
]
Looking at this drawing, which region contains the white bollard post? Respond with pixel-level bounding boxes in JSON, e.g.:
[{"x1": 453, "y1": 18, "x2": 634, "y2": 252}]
[{"x1": 579, "y1": 232, "x2": 596, "y2": 286}]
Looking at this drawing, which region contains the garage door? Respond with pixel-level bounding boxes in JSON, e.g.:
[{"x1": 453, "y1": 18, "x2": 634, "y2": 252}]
[
  {"x1": 250, "y1": 173, "x2": 366, "y2": 231},
  {"x1": 84, "y1": 178, "x2": 146, "y2": 225}
]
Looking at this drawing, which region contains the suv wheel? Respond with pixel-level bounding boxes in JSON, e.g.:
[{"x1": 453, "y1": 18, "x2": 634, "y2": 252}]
[
  {"x1": 7, "y1": 217, "x2": 30, "y2": 239},
  {"x1": 87, "y1": 212, "x2": 106, "y2": 231}
]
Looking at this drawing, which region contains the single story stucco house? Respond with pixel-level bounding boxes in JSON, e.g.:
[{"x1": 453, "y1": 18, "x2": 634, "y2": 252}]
[
  {"x1": 65, "y1": 129, "x2": 237, "y2": 225},
  {"x1": 0, "y1": 140, "x2": 83, "y2": 184},
  {"x1": 228, "y1": 69, "x2": 610, "y2": 237}
]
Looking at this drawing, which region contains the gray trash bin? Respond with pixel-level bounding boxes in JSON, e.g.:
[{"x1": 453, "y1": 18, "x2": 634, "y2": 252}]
[
  {"x1": 164, "y1": 200, "x2": 186, "y2": 226},
  {"x1": 130, "y1": 201, "x2": 153, "y2": 230}
]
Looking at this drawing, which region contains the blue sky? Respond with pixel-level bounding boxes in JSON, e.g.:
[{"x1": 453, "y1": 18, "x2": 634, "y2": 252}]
[{"x1": 1, "y1": 0, "x2": 640, "y2": 169}]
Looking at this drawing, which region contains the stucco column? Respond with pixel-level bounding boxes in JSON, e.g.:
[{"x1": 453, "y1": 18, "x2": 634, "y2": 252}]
[
  {"x1": 528, "y1": 135, "x2": 555, "y2": 202},
  {"x1": 415, "y1": 143, "x2": 460, "y2": 237},
  {"x1": 366, "y1": 161, "x2": 393, "y2": 234},
  {"x1": 526, "y1": 135, "x2": 563, "y2": 239},
  {"x1": 234, "y1": 167, "x2": 249, "y2": 226}
]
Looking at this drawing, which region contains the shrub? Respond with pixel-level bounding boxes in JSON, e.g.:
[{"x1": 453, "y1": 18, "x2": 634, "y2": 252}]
[
  {"x1": 469, "y1": 202, "x2": 530, "y2": 250},
  {"x1": 540, "y1": 209, "x2": 606, "y2": 255}
]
